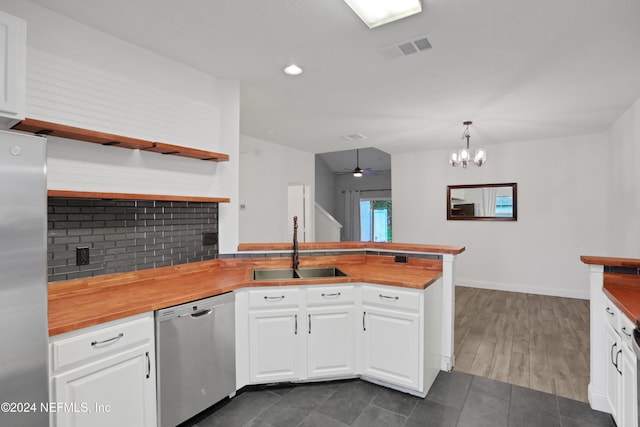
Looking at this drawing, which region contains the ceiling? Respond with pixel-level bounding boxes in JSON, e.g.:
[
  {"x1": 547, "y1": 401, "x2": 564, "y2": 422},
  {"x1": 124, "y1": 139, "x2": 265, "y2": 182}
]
[
  {"x1": 27, "y1": 0, "x2": 640, "y2": 156},
  {"x1": 318, "y1": 147, "x2": 391, "y2": 174}
]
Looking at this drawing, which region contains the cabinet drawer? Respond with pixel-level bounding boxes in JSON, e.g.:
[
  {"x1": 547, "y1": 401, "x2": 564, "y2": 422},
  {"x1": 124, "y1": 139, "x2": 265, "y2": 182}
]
[
  {"x1": 248, "y1": 287, "x2": 300, "y2": 309},
  {"x1": 307, "y1": 285, "x2": 355, "y2": 306},
  {"x1": 51, "y1": 315, "x2": 152, "y2": 371},
  {"x1": 619, "y1": 314, "x2": 635, "y2": 350},
  {"x1": 361, "y1": 285, "x2": 420, "y2": 313},
  {"x1": 604, "y1": 301, "x2": 621, "y2": 331}
]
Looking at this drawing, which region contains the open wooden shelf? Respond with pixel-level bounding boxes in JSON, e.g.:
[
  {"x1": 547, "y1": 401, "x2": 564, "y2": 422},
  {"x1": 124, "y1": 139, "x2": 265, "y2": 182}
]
[
  {"x1": 12, "y1": 119, "x2": 154, "y2": 150},
  {"x1": 48, "y1": 190, "x2": 230, "y2": 203},
  {"x1": 11, "y1": 119, "x2": 229, "y2": 162},
  {"x1": 144, "y1": 142, "x2": 229, "y2": 161}
]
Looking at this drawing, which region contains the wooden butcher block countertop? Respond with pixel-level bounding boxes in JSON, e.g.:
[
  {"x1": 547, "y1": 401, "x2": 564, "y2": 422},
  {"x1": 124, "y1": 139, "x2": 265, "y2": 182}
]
[
  {"x1": 603, "y1": 273, "x2": 640, "y2": 323},
  {"x1": 48, "y1": 243, "x2": 461, "y2": 336},
  {"x1": 581, "y1": 256, "x2": 640, "y2": 323}
]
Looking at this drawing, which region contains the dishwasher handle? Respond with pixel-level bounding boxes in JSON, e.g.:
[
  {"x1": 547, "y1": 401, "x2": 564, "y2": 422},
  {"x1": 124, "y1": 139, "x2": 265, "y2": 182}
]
[
  {"x1": 190, "y1": 309, "x2": 213, "y2": 318},
  {"x1": 178, "y1": 309, "x2": 214, "y2": 318}
]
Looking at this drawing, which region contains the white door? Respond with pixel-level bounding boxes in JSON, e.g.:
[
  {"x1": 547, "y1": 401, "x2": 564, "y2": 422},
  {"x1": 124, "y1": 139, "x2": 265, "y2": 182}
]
[
  {"x1": 621, "y1": 344, "x2": 638, "y2": 427},
  {"x1": 249, "y1": 309, "x2": 302, "y2": 382},
  {"x1": 307, "y1": 306, "x2": 355, "y2": 378},
  {"x1": 288, "y1": 184, "x2": 311, "y2": 242},
  {"x1": 52, "y1": 346, "x2": 156, "y2": 427},
  {"x1": 605, "y1": 323, "x2": 620, "y2": 422},
  {"x1": 361, "y1": 306, "x2": 421, "y2": 389}
]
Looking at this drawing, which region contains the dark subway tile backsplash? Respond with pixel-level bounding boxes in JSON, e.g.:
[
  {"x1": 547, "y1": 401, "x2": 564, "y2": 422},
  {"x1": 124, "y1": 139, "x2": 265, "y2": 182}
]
[{"x1": 47, "y1": 198, "x2": 218, "y2": 283}]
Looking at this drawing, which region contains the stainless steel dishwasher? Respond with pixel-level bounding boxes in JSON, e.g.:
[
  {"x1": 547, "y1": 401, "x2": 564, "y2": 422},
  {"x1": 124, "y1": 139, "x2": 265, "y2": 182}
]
[{"x1": 155, "y1": 292, "x2": 235, "y2": 427}]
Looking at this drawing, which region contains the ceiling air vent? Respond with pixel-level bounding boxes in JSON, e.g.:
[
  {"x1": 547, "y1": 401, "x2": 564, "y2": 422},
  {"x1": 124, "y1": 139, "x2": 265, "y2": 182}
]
[{"x1": 381, "y1": 35, "x2": 432, "y2": 59}]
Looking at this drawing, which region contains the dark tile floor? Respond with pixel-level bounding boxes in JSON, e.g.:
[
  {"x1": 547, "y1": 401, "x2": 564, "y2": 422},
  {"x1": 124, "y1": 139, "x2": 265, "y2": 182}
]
[{"x1": 183, "y1": 371, "x2": 614, "y2": 427}]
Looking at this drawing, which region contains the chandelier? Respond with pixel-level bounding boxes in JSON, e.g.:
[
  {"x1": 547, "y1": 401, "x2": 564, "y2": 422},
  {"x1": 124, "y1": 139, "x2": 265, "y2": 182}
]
[{"x1": 449, "y1": 121, "x2": 486, "y2": 168}]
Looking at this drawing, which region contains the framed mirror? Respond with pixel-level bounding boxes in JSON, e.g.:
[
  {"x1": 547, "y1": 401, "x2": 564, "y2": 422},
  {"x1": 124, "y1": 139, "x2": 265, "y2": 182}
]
[{"x1": 447, "y1": 183, "x2": 517, "y2": 221}]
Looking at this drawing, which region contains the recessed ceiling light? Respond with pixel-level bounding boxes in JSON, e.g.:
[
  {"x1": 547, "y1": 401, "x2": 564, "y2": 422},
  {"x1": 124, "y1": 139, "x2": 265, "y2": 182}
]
[
  {"x1": 284, "y1": 64, "x2": 303, "y2": 75},
  {"x1": 343, "y1": 0, "x2": 422, "y2": 28},
  {"x1": 341, "y1": 133, "x2": 368, "y2": 141}
]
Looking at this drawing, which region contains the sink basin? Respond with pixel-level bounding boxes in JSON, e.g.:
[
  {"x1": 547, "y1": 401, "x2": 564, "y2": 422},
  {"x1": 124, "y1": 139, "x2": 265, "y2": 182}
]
[
  {"x1": 252, "y1": 269, "x2": 299, "y2": 280},
  {"x1": 251, "y1": 267, "x2": 348, "y2": 280},
  {"x1": 296, "y1": 267, "x2": 348, "y2": 279}
]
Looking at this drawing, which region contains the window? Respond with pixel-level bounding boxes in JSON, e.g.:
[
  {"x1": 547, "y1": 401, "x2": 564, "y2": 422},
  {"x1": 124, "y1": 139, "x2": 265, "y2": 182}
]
[
  {"x1": 495, "y1": 196, "x2": 513, "y2": 217},
  {"x1": 360, "y1": 199, "x2": 392, "y2": 242}
]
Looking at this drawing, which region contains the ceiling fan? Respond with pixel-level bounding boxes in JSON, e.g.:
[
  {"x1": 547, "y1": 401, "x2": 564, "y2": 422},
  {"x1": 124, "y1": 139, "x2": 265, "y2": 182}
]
[{"x1": 336, "y1": 149, "x2": 385, "y2": 177}]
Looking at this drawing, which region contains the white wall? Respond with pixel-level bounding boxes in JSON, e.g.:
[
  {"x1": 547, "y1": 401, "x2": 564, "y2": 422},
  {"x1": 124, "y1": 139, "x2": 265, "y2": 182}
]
[
  {"x1": 239, "y1": 135, "x2": 315, "y2": 243},
  {"x1": 392, "y1": 133, "x2": 608, "y2": 299},
  {"x1": 315, "y1": 155, "x2": 336, "y2": 216},
  {"x1": 2, "y1": 0, "x2": 240, "y2": 253},
  {"x1": 606, "y1": 97, "x2": 640, "y2": 257}
]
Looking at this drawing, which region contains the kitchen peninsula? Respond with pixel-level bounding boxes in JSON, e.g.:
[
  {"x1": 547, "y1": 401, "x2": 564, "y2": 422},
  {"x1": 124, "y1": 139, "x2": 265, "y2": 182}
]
[
  {"x1": 581, "y1": 256, "x2": 640, "y2": 427},
  {"x1": 47, "y1": 241, "x2": 464, "y2": 425}
]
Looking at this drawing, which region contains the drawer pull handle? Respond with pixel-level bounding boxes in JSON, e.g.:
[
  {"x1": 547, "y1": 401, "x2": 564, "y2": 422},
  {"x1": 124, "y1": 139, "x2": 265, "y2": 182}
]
[
  {"x1": 605, "y1": 307, "x2": 615, "y2": 316},
  {"x1": 91, "y1": 333, "x2": 124, "y2": 347},
  {"x1": 321, "y1": 292, "x2": 341, "y2": 297},
  {"x1": 264, "y1": 295, "x2": 285, "y2": 301},
  {"x1": 379, "y1": 294, "x2": 399, "y2": 301},
  {"x1": 145, "y1": 351, "x2": 151, "y2": 379},
  {"x1": 622, "y1": 326, "x2": 632, "y2": 337}
]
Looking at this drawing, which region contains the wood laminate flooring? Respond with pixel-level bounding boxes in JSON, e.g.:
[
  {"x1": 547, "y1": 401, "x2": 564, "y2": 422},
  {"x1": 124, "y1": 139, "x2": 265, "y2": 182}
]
[{"x1": 454, "y1": 286, "x2": 591, "y2": 402}]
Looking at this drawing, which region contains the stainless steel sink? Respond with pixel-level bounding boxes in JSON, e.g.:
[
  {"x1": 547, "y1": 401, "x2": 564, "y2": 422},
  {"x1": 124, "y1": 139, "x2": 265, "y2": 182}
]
[
  {"x1": 296, "y1": 267, "x2": 347, "y2": 278},
  {"x1": 252, "y1": 269, "x2": 299, "y2": 280},
  {"x1": 251, "y1": 267, "x2": 347, "y2": 280}
]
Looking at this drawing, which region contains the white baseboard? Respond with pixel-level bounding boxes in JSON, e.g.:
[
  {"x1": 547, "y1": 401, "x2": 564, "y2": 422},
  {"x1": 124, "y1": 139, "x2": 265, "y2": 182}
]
[
  {"x1": 456, "y1": 279, "x2": 590, "y2": 300},
  {"x1": 588, "y1": 383, "x2": 611, "y2": 413}
]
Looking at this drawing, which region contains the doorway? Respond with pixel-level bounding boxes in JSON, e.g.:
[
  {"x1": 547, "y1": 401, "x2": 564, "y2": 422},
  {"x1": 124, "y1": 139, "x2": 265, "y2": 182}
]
[
  {"x1": 360, "y1": 198, "x2": 392, "y2": 242},
  {"x1": 287, "y1": 184, "x2": 311, "y2": 242}
]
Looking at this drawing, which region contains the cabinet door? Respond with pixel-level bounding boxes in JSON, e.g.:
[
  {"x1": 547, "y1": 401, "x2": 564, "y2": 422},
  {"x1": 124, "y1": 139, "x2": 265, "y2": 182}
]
[
  {"x1": 307, "y1": 305, "x2": 355, "y2": 379},
  {"x1": 361, "y1": 306, "x2": 420, "y2": 389},
  {"x1": 52, "y1": 345, "x2": 155, "y2": 427},
  {"x1": 621, "y1": 344, "x2": 638, "y2": 427},
  {"x1": 605, "y1": 322, "x2": 621, "y2": 422},
  {"x1": 0, "y1": 11, "x2": 25, "y2": 121},
  {"x1": 249, "y1": 308, "x2": 302, "y2": 382}
]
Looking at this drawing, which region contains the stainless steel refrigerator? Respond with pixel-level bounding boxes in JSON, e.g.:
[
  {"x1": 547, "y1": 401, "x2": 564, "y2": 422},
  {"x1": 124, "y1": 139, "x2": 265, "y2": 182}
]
[{"x1": 0, "y1": 130, "x2": 49, "y2": 426}]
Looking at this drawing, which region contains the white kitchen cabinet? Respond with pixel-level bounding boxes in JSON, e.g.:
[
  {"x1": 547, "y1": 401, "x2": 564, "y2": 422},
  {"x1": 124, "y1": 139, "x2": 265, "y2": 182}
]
[
  {"x1": 249, "y1": 308, "x2": 303, "y2": 382},
  {"x1": 603, "y1": 298, "x2": 638, "y2": 427},
  {"x1": 247, "y1": 287, "x2": 304, "y2": 383},
  {"x1": 361, "y1": 288, "x2": 421, "y2": 390},
  {"x1": 605, "y1": 321, "x2": 621, "y2": 422},
  {"x1": 239, "y1": 280, "x2": 442, "y2": 397},
  {"x1": 0, "y1": 11, "x2": 25, "y2": 128},
  {"x1": 360, "y1": 280, "x2": 443, "y2": 397},
  {"x1": 362, "y1": 305, "x2": 421, "y2": 388},
  {"x1": 621, "y1": 342, "x2": 638, "y2": 427},
  {"x1": 49, "y1": 312, "x2": 156, "y2": 427},
  {"x1": 306, "y1": 285, "x2": 356, "y2": 379}
]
